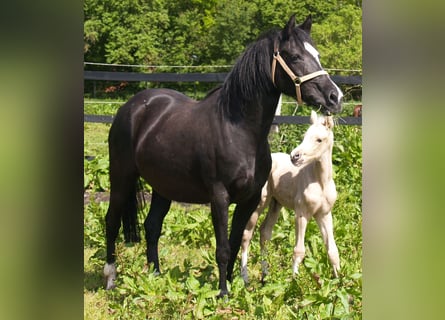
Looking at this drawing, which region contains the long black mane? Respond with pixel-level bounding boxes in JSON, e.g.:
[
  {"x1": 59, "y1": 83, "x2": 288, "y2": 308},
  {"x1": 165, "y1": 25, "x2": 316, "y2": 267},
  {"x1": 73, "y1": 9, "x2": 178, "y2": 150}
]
[{"x1": 218, "y1": 30, "x2": 280, "y2": 119}]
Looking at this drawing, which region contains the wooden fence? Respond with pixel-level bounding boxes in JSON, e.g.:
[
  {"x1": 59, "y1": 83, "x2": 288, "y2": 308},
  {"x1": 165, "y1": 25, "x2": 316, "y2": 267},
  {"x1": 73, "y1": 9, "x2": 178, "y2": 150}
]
[{"x1": 84, "y1": 71, "x2": 362, "y2": 125}]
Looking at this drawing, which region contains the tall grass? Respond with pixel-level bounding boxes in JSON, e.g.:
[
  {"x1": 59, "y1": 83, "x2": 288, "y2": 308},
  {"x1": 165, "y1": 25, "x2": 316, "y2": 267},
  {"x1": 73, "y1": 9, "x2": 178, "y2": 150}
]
[{"x1": 84, "y1": 99, "x2": 362, "y2": 319}]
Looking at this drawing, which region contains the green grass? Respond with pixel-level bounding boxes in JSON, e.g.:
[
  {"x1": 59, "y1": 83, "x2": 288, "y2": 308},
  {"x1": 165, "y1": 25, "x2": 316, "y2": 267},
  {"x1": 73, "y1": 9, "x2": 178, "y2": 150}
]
[{"x1": 84, "y1": 98, "x2": 362, "y2": 319}]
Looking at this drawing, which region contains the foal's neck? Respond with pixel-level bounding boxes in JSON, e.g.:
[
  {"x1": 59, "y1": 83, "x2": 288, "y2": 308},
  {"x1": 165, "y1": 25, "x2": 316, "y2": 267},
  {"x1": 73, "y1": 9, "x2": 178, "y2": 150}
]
[{"x1": 314, "y1": 145, "x2": 333, "y2": 187}]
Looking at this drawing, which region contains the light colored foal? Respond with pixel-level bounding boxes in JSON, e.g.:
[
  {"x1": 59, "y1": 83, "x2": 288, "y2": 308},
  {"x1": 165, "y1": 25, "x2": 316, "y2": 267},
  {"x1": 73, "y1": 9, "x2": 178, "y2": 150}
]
[{"x1": 241, "y1": 110, "x2": 340, "y2": 283}]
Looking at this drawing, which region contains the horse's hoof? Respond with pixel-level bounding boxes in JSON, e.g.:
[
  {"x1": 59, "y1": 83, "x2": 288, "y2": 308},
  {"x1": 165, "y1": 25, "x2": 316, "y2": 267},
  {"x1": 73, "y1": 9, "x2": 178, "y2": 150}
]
[
  {"x1": 217, "y1": 290, "x2": 229, "y2": 300},
  {"x1": 105, "y1": 280, "x2": 116, "y2": 290},
  {"x1": 104, "y1": 263, "x2": 117, "y2": 290}
]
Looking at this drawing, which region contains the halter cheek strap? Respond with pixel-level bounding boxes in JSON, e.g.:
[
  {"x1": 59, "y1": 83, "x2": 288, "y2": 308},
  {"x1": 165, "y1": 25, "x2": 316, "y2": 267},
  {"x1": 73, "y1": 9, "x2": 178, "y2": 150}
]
[{"x1": 271, "y1": 50, "x2": 328, "y2": 105}]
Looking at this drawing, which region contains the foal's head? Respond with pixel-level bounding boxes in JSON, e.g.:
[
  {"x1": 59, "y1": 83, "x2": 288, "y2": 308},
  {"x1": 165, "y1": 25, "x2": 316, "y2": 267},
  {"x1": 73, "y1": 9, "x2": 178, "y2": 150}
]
[
  {"x1": 273, "y1": 15, "x2": 343, "y2": 114},
  {"x1": 290, "y1": 110, "x2": 334, "y2": 167}
]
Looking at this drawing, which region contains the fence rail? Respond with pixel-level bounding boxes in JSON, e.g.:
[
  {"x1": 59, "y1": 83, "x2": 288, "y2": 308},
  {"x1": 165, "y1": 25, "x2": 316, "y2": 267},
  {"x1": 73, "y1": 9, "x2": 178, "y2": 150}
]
[
  {"x1": 84, "y1": 70, "x2": 362, "y2": 85},
  {"x1": 84, "y1": 71, "x2": 362, "y2": 125},
  {"x1": 84, "y1": 114, "x2": 361, "y2": 126}
]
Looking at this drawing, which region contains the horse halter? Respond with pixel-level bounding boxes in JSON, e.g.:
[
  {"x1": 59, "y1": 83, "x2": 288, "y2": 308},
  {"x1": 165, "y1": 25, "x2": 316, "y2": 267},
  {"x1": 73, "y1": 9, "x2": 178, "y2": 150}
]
[{"x1": 271, "y1": 46, "x2": 328, "y2": 105}]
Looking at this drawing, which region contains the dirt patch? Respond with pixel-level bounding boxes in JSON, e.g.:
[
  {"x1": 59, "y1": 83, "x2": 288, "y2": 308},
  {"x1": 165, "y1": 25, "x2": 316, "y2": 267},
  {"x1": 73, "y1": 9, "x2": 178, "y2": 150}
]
[
  {"x1": 84, "y1": 191, "x2": 153, "y2": 206},
  {"x1": 84, "y1": 191, "x2": 110, "y2": 205},
  {"x1": 83, "y1": 191, "x2": 200, "y2": 209}
]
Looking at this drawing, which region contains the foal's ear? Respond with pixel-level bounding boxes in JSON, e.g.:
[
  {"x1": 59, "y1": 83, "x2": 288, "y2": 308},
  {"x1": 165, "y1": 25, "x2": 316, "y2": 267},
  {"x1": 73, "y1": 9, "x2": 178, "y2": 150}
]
[
  {"x1": 326, "y1": 116, "x2": 334, "y2": 129},
  {"x1": 310, "y1": 110, "x2": 317, "y2": 124},
  {"x1": 283, "y1": 14, "x2": 296, "y2": 40},
  {"x1": 298, "y1": 15, "x2": 312, "y2": 34}
]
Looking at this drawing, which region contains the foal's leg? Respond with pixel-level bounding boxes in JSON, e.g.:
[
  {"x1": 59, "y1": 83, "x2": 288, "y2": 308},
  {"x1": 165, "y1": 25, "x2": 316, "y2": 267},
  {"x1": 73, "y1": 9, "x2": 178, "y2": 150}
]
[
  {"x1": 293, "y1": 211, "x2": 309, "y2": 275},
  {"x1": 144, "y1": 190, "x2": 171, "y2": 273},
  {"x1": 240, "y1": 185, "x2": 269, "y2": 284},
  {"x1": 240, "y1": 210, "x2": 259, "y2": 285},
  {"x1": 314, "y1": 211, "x2": 340, "y2": 277},
  {"x1": 258, "y1": 198, "x2": 282, "y2": 281}
]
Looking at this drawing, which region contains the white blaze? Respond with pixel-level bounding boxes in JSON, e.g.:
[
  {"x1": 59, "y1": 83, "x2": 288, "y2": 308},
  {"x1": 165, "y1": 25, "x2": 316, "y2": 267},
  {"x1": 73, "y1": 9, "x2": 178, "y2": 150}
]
[
  {"x1": 304, "y1": 41, "x2": 343, "y2": 103},
  {"x1": 304, "y1": 42, "x2": 322, "y2": 67}
]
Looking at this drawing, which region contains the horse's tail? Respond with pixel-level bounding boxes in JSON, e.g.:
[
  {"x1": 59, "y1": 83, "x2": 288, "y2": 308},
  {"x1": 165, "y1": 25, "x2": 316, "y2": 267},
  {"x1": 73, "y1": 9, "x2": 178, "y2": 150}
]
[
  {"x1": 122, "y1": 179, "x2": 145, "y2": 243},
  {"x1": 121, "y1": 178, "x2": 147, "y2": 244},
  {"x1": 107, "y1": 101, "x2": 148, "y2": 245},
  {"x1": 136, "y1": 179, "x2": 147, "y2": 213}
]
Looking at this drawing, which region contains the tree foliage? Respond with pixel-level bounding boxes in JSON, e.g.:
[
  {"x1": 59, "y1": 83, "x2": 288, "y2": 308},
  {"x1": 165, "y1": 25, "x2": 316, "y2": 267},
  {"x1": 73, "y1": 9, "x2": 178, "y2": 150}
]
[{"x1": 84, "y1": 0, "x2": 361, "y2": 72}]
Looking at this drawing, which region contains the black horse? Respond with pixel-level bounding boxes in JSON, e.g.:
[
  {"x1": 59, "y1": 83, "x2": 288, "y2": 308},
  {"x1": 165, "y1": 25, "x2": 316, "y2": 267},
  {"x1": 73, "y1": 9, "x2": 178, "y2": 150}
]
[{"x1": 103, "y1": 14, "x2": 342, "y2": 297}]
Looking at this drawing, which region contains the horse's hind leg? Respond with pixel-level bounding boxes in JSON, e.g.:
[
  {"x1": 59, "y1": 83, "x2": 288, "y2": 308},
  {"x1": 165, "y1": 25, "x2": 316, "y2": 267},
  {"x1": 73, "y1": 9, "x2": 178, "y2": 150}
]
[
  {"x1": 104, "y1": 185, "x2": 138, "y2": 288},
  {"x1": 144, "y1": 190, "x2": 171, "y2": 273},
  {"x1": 259, "y1": 198, "x2": 282, "y2": 281},
  {"x1": 104, "y1": 156, "x2": 139, "y2": 289},
  {"x1": 104, "y1": 197, "x2": 120, "y2": 289}
]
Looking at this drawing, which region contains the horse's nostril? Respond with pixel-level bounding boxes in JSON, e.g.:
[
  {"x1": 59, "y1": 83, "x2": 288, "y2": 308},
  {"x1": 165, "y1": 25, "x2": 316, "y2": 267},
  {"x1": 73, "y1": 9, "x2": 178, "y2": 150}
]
[{"x1": 329, "y1": 91, "x2": 338, "y2": 104}]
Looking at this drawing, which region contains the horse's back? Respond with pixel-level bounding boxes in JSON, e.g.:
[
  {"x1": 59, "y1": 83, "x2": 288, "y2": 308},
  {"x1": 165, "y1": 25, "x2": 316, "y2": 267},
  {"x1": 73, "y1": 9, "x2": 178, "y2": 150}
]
[{"x1": 113, "y1": 88, "x2": 217, "y2": 203}]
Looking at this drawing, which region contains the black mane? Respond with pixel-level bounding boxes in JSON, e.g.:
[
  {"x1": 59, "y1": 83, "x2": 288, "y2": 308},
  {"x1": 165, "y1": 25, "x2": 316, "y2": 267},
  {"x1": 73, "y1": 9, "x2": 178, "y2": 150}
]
[{"x1": 218, "y1": 29, "x2": 280, "y2": 119}]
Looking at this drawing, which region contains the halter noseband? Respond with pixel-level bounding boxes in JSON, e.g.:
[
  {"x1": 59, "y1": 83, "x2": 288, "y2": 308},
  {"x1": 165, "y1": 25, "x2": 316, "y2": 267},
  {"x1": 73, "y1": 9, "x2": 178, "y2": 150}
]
[{"x1": 271, "y1": 47, "x2": 328, "y2": 105}]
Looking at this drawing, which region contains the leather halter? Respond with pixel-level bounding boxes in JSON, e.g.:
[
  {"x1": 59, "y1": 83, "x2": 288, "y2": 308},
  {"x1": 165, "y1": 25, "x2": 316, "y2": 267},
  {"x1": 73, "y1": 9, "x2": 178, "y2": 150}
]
[{"x1": 271, "y1": 47, "x2": 328, "y2": 105}]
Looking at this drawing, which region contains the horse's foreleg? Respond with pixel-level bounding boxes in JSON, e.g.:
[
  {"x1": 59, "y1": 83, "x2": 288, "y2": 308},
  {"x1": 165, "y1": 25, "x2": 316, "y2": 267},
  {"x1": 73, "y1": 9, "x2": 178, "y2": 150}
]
[
  {"x1": 259, "y1": 198, "x2": 282, "y2": 281},
  {"x1": 209, "y1": 186, "x2": 230, "y2": 297},
  {"x1": 293, "y1": 211, "x2": 309, "y2": 275},
  {"x1": 144, "y1": 191, "x2": 171, "y2": 273},
  {"x1": 315, "y1": 211, "x2": 340, "y2": 277},
  {"x1": 227, "y1": 193, "x2": 262, "y2": 283}
]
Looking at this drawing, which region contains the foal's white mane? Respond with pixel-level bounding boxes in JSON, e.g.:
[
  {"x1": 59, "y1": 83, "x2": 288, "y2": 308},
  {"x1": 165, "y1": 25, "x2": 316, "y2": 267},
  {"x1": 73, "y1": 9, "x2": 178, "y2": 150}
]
[{"x1": 241, "y1": 110, "x2": 340, "y2": 283}]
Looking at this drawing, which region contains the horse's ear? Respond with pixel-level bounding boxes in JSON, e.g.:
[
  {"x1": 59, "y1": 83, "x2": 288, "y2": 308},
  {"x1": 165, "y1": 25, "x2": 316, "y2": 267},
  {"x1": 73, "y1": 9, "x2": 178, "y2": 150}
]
[
  {"x1": 299, "y1": 15, "x2": 312, "y2": 34},
  {"x1": 310, "y1": 110, "x2": 317, "y2": 124},
  {"x1": 283, "y1": 14, "x2": 296, "y2": 40}
]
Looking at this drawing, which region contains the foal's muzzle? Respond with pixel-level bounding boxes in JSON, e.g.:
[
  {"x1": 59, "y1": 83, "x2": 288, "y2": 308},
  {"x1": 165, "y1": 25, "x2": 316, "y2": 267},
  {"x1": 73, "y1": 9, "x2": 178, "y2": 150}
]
[{"x1": 290, "y1": 151, "x2": 304, "y2": 167}]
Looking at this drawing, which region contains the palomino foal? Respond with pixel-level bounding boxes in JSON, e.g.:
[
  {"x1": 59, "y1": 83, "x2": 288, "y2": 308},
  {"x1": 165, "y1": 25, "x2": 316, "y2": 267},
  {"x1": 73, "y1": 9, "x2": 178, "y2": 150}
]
[{"x1": 240, "y1": 110, "x2": 340, "y2": 283}]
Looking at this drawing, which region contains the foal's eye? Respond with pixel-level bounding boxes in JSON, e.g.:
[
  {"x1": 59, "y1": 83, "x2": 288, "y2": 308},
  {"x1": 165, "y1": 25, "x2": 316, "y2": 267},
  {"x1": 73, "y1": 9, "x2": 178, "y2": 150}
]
[{"x1": 316, "y1": 138, "x2": 322, "y2": 143}]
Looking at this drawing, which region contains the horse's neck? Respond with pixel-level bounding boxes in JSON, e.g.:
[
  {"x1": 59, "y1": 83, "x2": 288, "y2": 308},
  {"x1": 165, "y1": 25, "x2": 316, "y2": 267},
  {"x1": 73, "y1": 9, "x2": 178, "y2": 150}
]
[
  {"x1": 218, "y1": 89, "x2": 281, "y2": 141},
  {"x1": 219, "y1": 36, "x2": 281, "y2": 140},
  {"x1": 244, "y1": 93, "x2": 281, "y2": 139},
  {"x1": 313, "y1": 145, "x2": 334, "y2": 188}
]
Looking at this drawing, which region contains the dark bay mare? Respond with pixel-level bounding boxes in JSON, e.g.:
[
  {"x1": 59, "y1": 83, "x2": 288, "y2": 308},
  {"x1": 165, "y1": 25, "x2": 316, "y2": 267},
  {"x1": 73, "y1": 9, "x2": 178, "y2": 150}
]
[{"x1": 104, "y1": 14, "x2": 343, "y2": 297}]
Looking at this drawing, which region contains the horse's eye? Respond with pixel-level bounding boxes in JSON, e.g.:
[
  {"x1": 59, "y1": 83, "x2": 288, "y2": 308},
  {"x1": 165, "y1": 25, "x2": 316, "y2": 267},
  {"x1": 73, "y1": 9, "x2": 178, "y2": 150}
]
[
  {"x1": 291, "y1": 55, "x2": 301, "y2": 62},
  {"x1": 316, "y1": 138, "x2": 322, "y2": 143}
]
